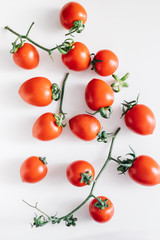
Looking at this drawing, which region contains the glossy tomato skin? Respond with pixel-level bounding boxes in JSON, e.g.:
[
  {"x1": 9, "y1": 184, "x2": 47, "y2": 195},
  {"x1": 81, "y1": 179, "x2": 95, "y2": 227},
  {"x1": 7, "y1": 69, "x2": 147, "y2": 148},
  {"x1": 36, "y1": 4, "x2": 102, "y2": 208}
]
[
  {"x1": 128, "y1": 155, "x2": 160, "y2": 186},
  {"x1": 69, "y1": 114, "x2": 101, "y2": 141},
  {"x1": 62, "y1": 42, "x2": 90, "y2": 71},
  {"x1": 20, "y1": 156, "x2": 48, "y2": 183},
  {"x1": 94, "y1": 50, "x2": 118, "y2": 76},
  {"x1": 19, "y1": 77, "x2": 52, "y2": 107},
  {"x1": 124, "y1": 104, "x2": 156, "y2": 135},
  {"x1": 85, "y1": 78, "x2": 114, "y2": 111},
  {"x1": 89, "y1": 196, "x2": 114, "y2": 223},
  {"x1": 13, "y1": 43, "x2": 39, "y2": 69},
  {"x1": 32, "y1": 112, "x2": 62, "y2": 141},
  {"x1": 60, "y1": 2, "x2": 87, "y2": 29},
  {"x1": 66, "y1": 160, "x2": 95, "y2": 187}
]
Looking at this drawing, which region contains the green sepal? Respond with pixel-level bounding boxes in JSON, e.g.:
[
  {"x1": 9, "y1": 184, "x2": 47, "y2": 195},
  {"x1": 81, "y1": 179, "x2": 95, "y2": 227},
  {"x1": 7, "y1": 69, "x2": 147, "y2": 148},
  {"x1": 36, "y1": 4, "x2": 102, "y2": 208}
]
[
  {"x1": 63, "y1": 215, "x2": 77, "y2": 227},
  {"x1": 54, "y1": 113, "x2": 66, "y2": 127},
  {"x1": 111, "y1": 72, "x2": 129, "y2": 92},
  {"x1": 99, "y1": 106, "x2": 112, "y2": 119},
  {"x1": 32, "y1": 215, "x2": 49, "y2": 228},
  {"x1": 57, "y1": 38, "x2": 75, "y2": 55},
  {"x1": 51, "y1": 83, "x2": 61, "y2": 101},
  {"x1": 94, "y1": 198, "x2": 109, "y2": 210},
  {"x1": 121, "y1": 94, "x2": 140, "y2": 118},
  {"x1": 90, "y1": 53, "x2": 103, "y2": 73},
  {"x1": 65, "y1": 20, "x2": 85, "y2": 37},
  {"x1": 39, "y1": 157, "x2": 47, "y2": 165},
  {"x1": 80, "y1": 171, "x2": 93, "y2": 185},
  {"x1": 10, "y1": 38, "x2": 25, "y2": 53}
]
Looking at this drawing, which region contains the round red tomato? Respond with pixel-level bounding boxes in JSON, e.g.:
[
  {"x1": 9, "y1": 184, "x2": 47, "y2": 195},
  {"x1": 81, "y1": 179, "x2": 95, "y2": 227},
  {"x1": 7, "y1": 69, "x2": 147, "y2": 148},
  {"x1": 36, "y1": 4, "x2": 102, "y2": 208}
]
[
  {"x1": 32, "y1": 112, "x2": 62, "y2": 141},
  {"x1": 13, "y1": 43, "x2": 39, "y2": 69},
  {"x1": 20, "y1": 156, "x2": 48, "y2": 183},
  {"x1": 60, "y1": 2, "x2": 87, "y2": 29},
  {"x1": 61, "y1": 42, "x2": 90, "y2": 71},
  {"x1": 19, "y1": 77, "x2": 53, "y2": 106},
  {"x1": 124, "y1": 104, "x2": 156, "y2": 135},
  {"x1": 66, "y1": 160, "x2": 95, "y2": 187},
  {"x1": 85, "y1": 78, "x2": 114, "y2": 111},
  {"x1": 92, "y1": 50, "x2": 118, "y2": 76},
  {"x1": 89, "y1": 196, "x2": 114, "y2": 223},
  {"x1": 69, "y1": 114, "x2": 101, "y2": 141},
  {"x1": 128, "y1": 155, "x2": 160, "y2": 186}
]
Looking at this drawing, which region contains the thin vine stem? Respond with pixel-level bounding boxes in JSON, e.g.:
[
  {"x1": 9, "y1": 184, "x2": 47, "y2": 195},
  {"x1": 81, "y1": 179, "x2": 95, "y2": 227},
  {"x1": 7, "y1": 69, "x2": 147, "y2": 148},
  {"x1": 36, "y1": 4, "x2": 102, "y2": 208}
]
[
  {"x1": 59, "y1": 73, "x2": 69, "y2": 115},
  {"x1": 24, "y1": 127, "x2": 121, "y2": 227},
  {"x1": 5, "y1": 23, "x2": 74, "y2": 56}
]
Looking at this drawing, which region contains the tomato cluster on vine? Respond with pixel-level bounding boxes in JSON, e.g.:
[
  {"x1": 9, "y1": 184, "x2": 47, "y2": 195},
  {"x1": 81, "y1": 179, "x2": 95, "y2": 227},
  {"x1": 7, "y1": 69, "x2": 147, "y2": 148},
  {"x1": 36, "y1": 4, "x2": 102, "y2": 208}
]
[{"x1": 5, "y1": 1, "x2": 159, "y2": 227}]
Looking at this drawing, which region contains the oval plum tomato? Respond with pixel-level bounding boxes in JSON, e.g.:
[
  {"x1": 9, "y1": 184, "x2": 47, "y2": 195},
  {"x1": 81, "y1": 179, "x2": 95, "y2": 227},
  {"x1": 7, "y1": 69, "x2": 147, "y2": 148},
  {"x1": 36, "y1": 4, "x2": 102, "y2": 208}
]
[
  {"x1": 61, "y1": 42, "x2": 90, "y2": 71},
  {"x1": 66, "y1": 160, "x2": 95, "y2": 187},
  {"x1": 60, "y1": 2, "x2": 87, "y2": 29},
  {"x1": 89, "y1": 196, "x2": 114, "y2": 223},
  {"x1": 69, "y1": 114, "x2": 101, "y2": 141},
  {"x1": 20, "y1": 156, "x2": 48, "y2": 183},
  {"x1": 124, "y1": 104, "x2": 156, "y2": 135},
  {"x1": 32, "y1": 113, "x2": 62, "y2": 141},
  {"x1": 19, "y1": 77, "x2": 54, "y2": 107},
  {"x1": 13, "y1": 43, "x2": 39, "y2": 69},
  {"x1": 85, "y1": 78, "x2": 114, "y2": 111},
  {"x1": 92, "y1": 50, "x2": 118, "y2": 76},
  {"x1": 128, "y1": 155, "x2": 160, "y2": 186}
]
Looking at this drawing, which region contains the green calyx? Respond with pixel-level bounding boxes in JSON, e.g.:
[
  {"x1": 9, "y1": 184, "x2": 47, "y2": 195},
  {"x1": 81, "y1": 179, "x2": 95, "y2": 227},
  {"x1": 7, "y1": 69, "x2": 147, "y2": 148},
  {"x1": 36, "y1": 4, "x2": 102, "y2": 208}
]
[
  {"x1": 90, "y1": 53, "x2": 103, "y2": 73},
  {"x1": 57, "y1": 38, "x2": 75, "y2": 55},
  {"x1": 66, "y1": 20, "x2": 85, "y2": 37},
  {"x1": 54, "y1": 113, "x2": 66, "y2": 127},
  {"x1": 63, "y1": 215, "x2": 77, "y2": 227},
  {"x1": 94, "y1": 197, "x2": 109, "y2": 210},
  {"x1": 111, "y1": 72, "x2": 129, "y2": 92},
  {"x1": 32, "y1": 215, "x2": 49, "y2": 228},
  {"x1": 121, "y1": 94, "x2": 139, "y2": 117},
  {"x1": 111, "y1": 146, "x2": 136, "y2": 174},
  {"x1": 97, "y1": 130, "x2": 114, "y2": 143},
  {"x1": 10, "y1": 38, "x2": 24, "y2": 53},
  {"x1": 87, "y1": 106, "x2": 112, "y2": 119},
  {"x1": 80, "y1": 171, "x2": 93, "y2": 185},
  {"x1": 39, "y1": 157, "x2": 47, "y2": 165},
  {"x1": 51, "y1": 83, "x2": 61, "y2": 101}
]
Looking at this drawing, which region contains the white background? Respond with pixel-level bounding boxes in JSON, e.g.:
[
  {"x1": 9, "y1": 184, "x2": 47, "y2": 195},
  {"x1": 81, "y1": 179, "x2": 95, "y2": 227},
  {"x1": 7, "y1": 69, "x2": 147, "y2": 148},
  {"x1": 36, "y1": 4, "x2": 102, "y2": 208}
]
[{"x1": 1, "y1": 0, "x2": 160, "y2": 239}]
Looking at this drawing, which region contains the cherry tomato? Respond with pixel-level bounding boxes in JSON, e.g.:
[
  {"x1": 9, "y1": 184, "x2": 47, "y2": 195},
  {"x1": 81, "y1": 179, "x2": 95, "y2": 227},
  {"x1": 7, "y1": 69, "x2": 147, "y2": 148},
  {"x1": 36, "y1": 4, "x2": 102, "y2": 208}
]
[
  {"x1": 69, "y1": 114, "x2": 101, "y2": 141},
  {"x1": 124, "y1": 104, "x2": 156, "y2": 135},
  {"x1": 89, "y1": 196, "x2": 114, "y2": 223},
  {"x1": 128, "y1": 155, "x2": 160, "y2": 186},
  {"x1": 60, "y1": 2, "x2": 87, "y2": 29},
  {"x1": 32, "y1": 112, "x2": 62, "y2": 141},
  {"x1": 92, "y1": 50, "x2": 118, "y2": 76},
  {"x1": 61, "y1": 42, "x2": 90, "y2": 71},
  {"x1": 66, "y1": 160, "x2": 95, "y2": 187},
  {"x1": 20, "y1": 156, "x2": 48, "y2": 183},
  {"x1": 13, "y1": 43, "x2": 39, "y2": 69},
  {"x1": 85, "y1": 78, "x2": 114, "y2": 111},
  {"x1": 19, "y1": 77, "x2": 53, "y2": 107}
]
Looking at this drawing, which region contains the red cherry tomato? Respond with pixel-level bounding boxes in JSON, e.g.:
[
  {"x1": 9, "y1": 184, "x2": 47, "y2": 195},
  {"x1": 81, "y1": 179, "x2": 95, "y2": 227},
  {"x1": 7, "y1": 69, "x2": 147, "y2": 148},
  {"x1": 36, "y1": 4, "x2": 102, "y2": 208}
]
[
  {"x1": 13, "y1": 43, "x2": 39, "y2": 69},
  {"x1": 69, "y1": 114, "x2": 101, "y2": 141},
  {"x1": 66, "y1": 160, "x2": 95, "y2": 187},
  {"x1": 32, "y1": 112, "x2": 62, "y2": 141},
  {"x1": 20, "y1": 156, "x2": 48, "y2": 183},
  {"x1": 60, "y1": 2, "x2": 87, "y2": 29},
  {"x1": 19, "y1": 77, "x2": 53, "y2": 107},
  {"x1": 89, "y1": 196, "x2": 114, "y2": 223},
  {"x1": 124, "y1": 104, "x2": 156, "y2": 135},
  {"x1": 85, "y1": 78, "x2": 114, "y2": 111},
  {"x1": 93, "y1": 50, "x2": 118, "y2": 76},
  {"x1": 61, "y1": 42, "x2": 90, "y2": 71},
  {"x1": 128, "y1": 155, "x2": 160, "y2": 186}
]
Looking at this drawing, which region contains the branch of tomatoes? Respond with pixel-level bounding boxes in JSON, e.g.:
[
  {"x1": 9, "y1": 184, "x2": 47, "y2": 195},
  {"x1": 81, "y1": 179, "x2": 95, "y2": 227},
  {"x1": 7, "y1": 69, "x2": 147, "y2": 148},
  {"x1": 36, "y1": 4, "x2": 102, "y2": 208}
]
[
  {"x1": 5, "y1": 22, "x2": 75, "y2": 58},
  {"x1": 23, "y1": 127, "x2": 121, "y2": 227}
]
